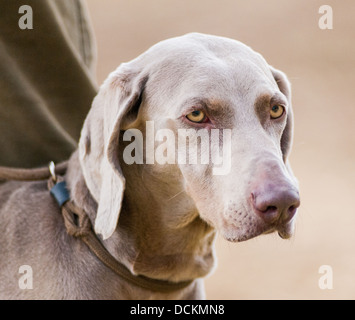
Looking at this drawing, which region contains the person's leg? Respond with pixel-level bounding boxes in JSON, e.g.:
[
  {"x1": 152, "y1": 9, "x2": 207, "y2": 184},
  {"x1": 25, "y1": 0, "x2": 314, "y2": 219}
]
[{"x1": 0, "y1": 0, "x2": 97, "y2": 167}]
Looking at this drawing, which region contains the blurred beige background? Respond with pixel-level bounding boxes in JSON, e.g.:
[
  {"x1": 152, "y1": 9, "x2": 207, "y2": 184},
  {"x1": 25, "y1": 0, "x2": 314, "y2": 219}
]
[{"x1": 85, "y1": 0, "x2": 355, "y2": 299}]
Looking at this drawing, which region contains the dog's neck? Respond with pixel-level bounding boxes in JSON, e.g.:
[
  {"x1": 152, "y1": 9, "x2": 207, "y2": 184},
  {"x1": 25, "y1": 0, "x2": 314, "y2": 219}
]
[{"x1": 66, "y1": 151, "x2": 216, "y2": 284}]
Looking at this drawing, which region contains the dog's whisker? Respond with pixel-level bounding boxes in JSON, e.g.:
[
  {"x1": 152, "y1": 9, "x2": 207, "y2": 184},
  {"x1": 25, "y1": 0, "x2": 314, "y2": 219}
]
[{"x1": 167, "y1": 190, "x2": 185, "y2": 201}]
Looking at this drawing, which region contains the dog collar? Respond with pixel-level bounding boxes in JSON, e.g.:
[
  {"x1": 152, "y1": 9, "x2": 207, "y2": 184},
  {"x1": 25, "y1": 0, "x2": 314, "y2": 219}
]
[{"x1": 48, "y1": 164, "x2": 194, "y2": 293}]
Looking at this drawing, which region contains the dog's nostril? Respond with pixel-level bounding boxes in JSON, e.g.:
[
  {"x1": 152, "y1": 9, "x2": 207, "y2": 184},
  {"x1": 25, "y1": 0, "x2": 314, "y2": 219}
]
[
  {"x1": 285, "y1": 204, "x2": 299, "y2": 221},
  {"x1": 257, "y1": 205, "x2": 280, "y2": 223},
  {"x1": 265, "y1": 206, "x2": 277, "y2": 213},
  {"x1": 252, "y1": 190, "x2": 300, "y2": 224}
]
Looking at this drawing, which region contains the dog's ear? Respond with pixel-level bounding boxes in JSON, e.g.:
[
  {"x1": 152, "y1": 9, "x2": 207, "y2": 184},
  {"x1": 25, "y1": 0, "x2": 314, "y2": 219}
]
[
  {"x1": 79, "y1": 63, "x2": 147, "y2": 240},
  {"x1": 270, "y1": 66, "x2": 293, "y2": 163}
]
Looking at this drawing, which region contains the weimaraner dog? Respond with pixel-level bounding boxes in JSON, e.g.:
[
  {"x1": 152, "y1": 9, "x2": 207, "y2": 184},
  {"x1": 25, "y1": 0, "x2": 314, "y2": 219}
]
[{"x1": 0, "y1": 33, "x2": 300, "y2": 299}]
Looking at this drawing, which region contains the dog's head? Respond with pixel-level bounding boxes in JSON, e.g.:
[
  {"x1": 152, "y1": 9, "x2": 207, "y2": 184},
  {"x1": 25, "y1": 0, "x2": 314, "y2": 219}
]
[{"x1": 79, "y1": 33, "x2": 300, "y2": 241}]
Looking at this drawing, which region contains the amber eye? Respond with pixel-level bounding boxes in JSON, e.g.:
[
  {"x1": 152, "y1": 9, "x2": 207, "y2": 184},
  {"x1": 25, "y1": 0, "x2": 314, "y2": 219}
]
[
  {"x1": 270, "y1": 105, "x2": 285, "y2": 119},
  {"x1": 186, "y1": 110, "x2": 206, "y2": 123}
]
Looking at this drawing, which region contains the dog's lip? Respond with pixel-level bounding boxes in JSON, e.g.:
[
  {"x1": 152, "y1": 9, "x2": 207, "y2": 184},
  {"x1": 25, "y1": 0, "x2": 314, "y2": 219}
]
[
  {"x1": 278, "y1": 231, "x2": 291, "y2": 239},
  {"x1": 262, "y1": 227, "x2": 291, "y2": 239},
  {"x1": 221, "y1": 219, "x2": 295, "y2": 243},
  {"x1": 263, "y1": 220, "x2": 294, "y2": 239},
  {"x1": 276, "y1": 222, "x2": 294, "y2": 239}
]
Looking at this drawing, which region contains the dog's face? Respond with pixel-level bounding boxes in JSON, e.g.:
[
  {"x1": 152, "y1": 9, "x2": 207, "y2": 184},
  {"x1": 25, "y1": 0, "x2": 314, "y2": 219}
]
[{"x1": 80, "y1": 33, "x2": 300, "y2": 241}]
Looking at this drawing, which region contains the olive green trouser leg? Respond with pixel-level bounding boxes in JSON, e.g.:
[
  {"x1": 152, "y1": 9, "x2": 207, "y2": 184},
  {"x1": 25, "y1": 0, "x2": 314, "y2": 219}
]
[{"x1": 0, "y1": 0, "x2": 97, "y2": 168}]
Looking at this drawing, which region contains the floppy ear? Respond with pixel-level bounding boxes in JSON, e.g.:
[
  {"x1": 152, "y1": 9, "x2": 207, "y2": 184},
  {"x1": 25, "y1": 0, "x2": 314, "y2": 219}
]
[
  {"x1": 270, "y1": 66, "x2": 293, "y2": 163},
  {"x1": 78, "y1": 63, "x2": 148, "y2": 240}
]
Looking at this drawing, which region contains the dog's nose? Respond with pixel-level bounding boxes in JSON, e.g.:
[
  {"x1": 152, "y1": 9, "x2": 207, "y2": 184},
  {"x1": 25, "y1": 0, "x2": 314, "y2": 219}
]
[{"x1": 251, "y1": 186, "x2": 300, "y2": 224}]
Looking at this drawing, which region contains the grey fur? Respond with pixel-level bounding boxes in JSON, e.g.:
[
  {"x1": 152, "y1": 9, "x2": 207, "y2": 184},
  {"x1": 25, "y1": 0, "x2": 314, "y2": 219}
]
[{"x1": 0, "y1": 33, "x2": 299, "y2": 299}]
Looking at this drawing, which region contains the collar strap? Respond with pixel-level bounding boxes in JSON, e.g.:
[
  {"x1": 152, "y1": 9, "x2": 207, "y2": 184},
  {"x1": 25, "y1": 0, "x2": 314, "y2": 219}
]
[{"x1": 49, "y1": 177, "x2": 194, "y2": 293}]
